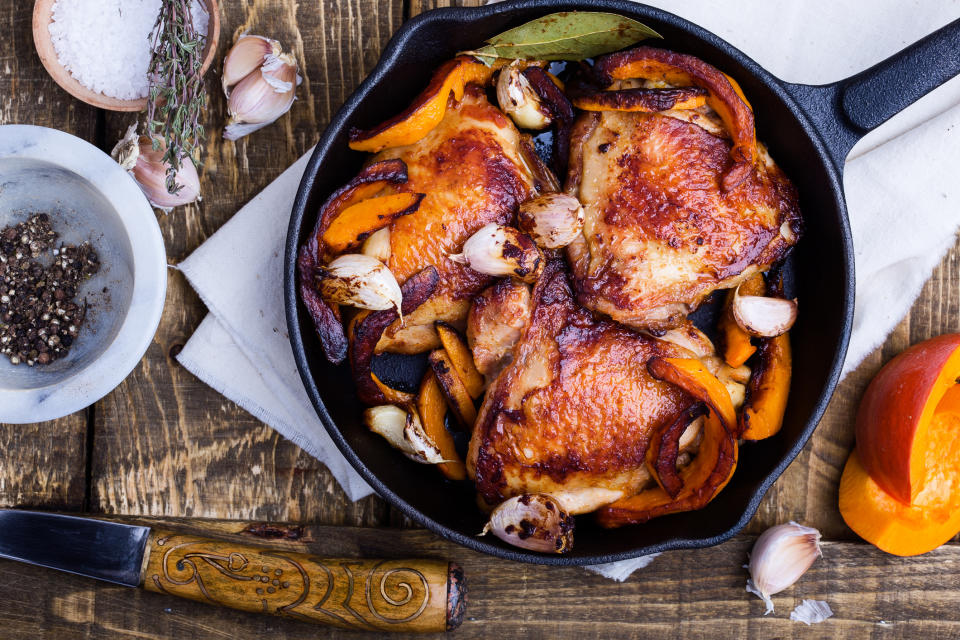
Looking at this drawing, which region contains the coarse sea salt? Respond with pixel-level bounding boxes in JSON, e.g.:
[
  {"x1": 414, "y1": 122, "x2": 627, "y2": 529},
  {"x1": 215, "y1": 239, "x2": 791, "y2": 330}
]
[{"x1": 49, "y1": 0, "x2": 209, "y2": 101}]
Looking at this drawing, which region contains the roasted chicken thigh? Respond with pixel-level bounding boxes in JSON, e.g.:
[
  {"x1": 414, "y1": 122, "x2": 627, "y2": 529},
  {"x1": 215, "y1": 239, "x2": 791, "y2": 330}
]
[
  {"x1": 565, "y1": 49, "x2": 802, "y2": 331},
  {"x1": 371, "y1": 86, "x2": 547, "y2": 353},
  {"x1": 467, "y1": 259, "x2": 704, "y2": 514}
]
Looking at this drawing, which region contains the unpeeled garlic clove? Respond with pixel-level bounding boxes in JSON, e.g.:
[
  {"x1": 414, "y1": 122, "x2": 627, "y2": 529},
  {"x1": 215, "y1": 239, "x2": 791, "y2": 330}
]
[
  {"x1": 449, "y1": 223, "x2": 543, "y2": 283},
  {"x1": 363, "y1": 405, "x2": 446, "y2": 464},
  {"x1": 496, "y1": 63, "x2": 551, "y2": 130},
  {"x1": 746, "y1": 521, "x2": 822, "y2": 614},
  {"x1": 318, "y1": 254, "x2": 403, "y2": 315},
  {"x1": 361, "y1": 227, "x2": 392, "y2": 263},
  {"x1": 222, "y1": 35, "x2": 282, "y2": 93},
  {"x1": 481, "y1": 494, "x2": 574, "y2": 553},
  {"x1": 224, "y1": 52, "x2": 302, "y2": 141},
  {"x1": 732, "y1": 284, "x2": 798, "y2": 337},
  {"x1": 517, "y1": 192, "x2": 584, "y2": 249},
  {"x1": 110, "y1": 125, "x2": 200, "y2": 211}
]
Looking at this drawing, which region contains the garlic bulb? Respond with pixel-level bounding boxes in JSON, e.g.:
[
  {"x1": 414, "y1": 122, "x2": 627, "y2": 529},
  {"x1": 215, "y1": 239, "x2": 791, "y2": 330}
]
[
  {"x1": 746, "y1": 521, "x2": 822, "y2": 614},
  {"x1": 222, "y1": 35, "x2": 302, "y2": 141},
  {"x1": 361, "y1": 227, "x2": 392, "y2": 263},
  {"x1": 449, "y1": 223, "x2": 543, "y2": 283},
  {"x1": 732, "y1": 284, "x2": 798, "y2": 337},
  {"x1": 517, "y1": 193, "x2": 584, "y2": 249},
  {"x1": 222, "y1": 35, "x2": 282, "y2": 93},
  {"x1": 496, "y1": 63, "x2": 551, "y2": 130},
  {"x1": 318, "y1": 254, "x2": 403, "y2": 315},
  {"x1": 363, "y1": 405, "x2": 445, "y2": 464},
  {"x1": 481, "y1": 494, "x2": 574, "y2": 553},
  {"x1": 110, "y1": 124, "x2": 200, "y2": 211}
]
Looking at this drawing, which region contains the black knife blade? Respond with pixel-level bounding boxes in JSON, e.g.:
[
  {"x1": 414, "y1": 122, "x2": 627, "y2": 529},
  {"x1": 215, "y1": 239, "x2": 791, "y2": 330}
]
[{"x1": 0, "y1": 510, "x2": 149, "y2": 586}]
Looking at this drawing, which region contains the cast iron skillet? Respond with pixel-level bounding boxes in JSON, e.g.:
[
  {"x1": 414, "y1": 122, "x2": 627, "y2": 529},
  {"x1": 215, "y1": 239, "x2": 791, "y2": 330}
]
[{"x1": 285, "y1": 0, "x2": 960, "y2": 565}]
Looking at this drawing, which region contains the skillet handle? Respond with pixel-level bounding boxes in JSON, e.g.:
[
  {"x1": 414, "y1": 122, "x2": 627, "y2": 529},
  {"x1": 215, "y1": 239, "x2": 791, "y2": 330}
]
[{"x1": 783, "y1": 16, "x2": 960, "y2": 171}]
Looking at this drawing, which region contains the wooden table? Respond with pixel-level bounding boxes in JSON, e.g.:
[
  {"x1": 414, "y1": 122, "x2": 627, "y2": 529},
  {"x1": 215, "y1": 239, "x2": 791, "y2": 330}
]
[{"x1": 1, "y1": 1, "x2": 958, "y2": 637}]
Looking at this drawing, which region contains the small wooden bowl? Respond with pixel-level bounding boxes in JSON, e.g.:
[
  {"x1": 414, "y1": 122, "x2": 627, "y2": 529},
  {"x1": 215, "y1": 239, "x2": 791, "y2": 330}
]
[{"x1": 32, "y1": 0, "x2": 221, "y2": 112}]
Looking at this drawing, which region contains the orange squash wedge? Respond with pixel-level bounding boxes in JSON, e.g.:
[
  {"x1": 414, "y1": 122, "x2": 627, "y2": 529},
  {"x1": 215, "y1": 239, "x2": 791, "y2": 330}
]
[
  {"x1": 417, "y1": 370, "x2": 467, "y2": 481},
  {"x1": 840, "y1": 334, "x2": 960, "y2": 556},
  {"x1": 348, "y1": 56, "x2": 494, "y2": 153},
  {"x1": 739, "y1": 331, "x2": 792, "y2": 440},
  {"x1": 435, "y1": 322, "x2": 485, "y2": 399},
  {"x1": 322, "y1": 192, "x2": 424, "y2": 255}
]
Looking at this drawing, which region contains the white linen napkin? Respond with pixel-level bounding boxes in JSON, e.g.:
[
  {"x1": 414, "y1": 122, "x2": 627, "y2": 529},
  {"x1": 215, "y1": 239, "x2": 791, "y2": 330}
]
[{"x1": 177, "y1": 0, "x2": 960, "y2": 579}]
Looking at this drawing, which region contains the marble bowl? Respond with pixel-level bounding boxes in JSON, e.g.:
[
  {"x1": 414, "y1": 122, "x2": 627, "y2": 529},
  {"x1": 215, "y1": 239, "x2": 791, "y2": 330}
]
[{"x1": 0, "y1": 125, "x2": 167, "y2": 423}]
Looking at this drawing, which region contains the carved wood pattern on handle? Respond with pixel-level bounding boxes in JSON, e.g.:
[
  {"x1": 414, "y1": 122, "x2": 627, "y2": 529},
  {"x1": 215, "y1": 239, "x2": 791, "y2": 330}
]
[{"x1": 142, "y1": 531, "x2": 455, "y2": 632}]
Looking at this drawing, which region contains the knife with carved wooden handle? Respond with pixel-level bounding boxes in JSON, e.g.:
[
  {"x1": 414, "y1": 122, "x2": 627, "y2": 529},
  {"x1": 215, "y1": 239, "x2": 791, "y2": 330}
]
[{"x1": 0, "y1": 510, "x2": 465, "y2": 632}]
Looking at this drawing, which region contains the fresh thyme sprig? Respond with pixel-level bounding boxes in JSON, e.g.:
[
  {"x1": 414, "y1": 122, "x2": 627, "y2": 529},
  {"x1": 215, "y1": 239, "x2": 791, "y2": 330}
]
[{"x1": 146, "y1": 0, "x2": 207, "y2": 195}]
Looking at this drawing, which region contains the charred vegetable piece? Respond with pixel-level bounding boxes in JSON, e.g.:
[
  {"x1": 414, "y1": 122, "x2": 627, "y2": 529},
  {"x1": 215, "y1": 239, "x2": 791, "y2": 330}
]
[
  {"x1": 371, "y1": 372, "x2": 415, "y2": 406},
  {"x1": 593, "y1": 46, "x2": 756, "y2": 190},
  {"x1": 740, "y1": 332, "x2": 792, "y2": 440},
  {"x1": 417, "y1": 370, "x2": 467, "y2": 481},
  {"x1": 322, "y1": 192, "x2": 424, "y2": 255},
  {"x1": 596, "y1": 409, "x2": 737, "y2": 526},
  {"x1": 646, "y1": 403, "x2": 708, "y2": 498},
  {"x1": 571, "y1": 86, "x2": 707, "y2": 112},
  {"x1": 298, "y1": 159, "x2": 409, "y2": 363},
  {"x1": 435, "y1": 322, "x2": 485, "y2": 399},
  {"x1": 428, "y1": 348, "x2": 478, "y2": 430},
  {"x1": 348, "y1": 56, "x2": 494, "y2": 152},
  {"x1": 349, "y1": 266, "x2": 439, "y2": 405},
  {"x1": 482, "y1": 494, "x2": 575, "y2": 554}
]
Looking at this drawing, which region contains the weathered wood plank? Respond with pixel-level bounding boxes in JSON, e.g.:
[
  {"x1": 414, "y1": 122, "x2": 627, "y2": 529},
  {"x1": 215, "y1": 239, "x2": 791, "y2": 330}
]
[
  {"x1": 0, "y1": 517, "x2": 957, "y2": 639},
  {"x1": 0, "y1": 2, "x2": 94, "y2": 511},
  {"x1": 90, "y1": 0, "x2": 402, "y2": 525}
]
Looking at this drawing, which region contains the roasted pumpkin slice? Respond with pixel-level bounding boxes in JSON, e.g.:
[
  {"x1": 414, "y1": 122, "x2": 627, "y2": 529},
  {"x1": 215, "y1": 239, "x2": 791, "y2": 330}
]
[
  {"x1": 593, "y1": 46, "x2": 757, "y2": 190},
  {"x1": 428, "y1": 348, "x2": 478, "y2": 430},
  {"x1": 435, "y1": 322, "x2": 485, "y2": 399},
  {"x1": 739, "y1": 332, "x2": 792, "y2": 440},
  {"x1": 371, "y1": 372, "x2": 415, "y2": 407},
  {"x1": 597, "y1": 409, "x2": 737, "y2": 526},
  {"x1": 349, "y1": 56, "x2": 494, "y2": 153},
  {"x1": 417, "y1": 370, "x2": 467, "y2": 481},
  {"x1": 298, "y1": 159, "x2": 409, "y2": 363},
  {"x1": 572, "y1": 86, "x2": 707, "y2": 112},
  {"x1": 647, "y1": 357, "x2": 737, "y2": 433},
  {"x1": 646, "y1": 403, "x2": 708, "y2": 498},
  {"x1": 322, "y1": 192, "x2": 424, "y2": 255}
]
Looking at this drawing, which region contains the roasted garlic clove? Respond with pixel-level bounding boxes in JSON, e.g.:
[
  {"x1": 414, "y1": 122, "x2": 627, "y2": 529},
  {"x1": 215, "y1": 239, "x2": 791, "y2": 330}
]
[
  {"x1": 517, "y1": 192, "x2": 584, "y2": 249},
  {"x1": 746, "y1": 521, "x2": 822, "y2": 614},
  {"x1": 318, "y1": 254, "x2": 403, "y2": 314},
  {"x1": 363, "y1": 405, "x2": 445, "y2": 464},
  {"x1": 449, "y1": 223, "x2": 543, "y2": 283},
  {"x1": 496, "y1": 62, "x2": 551, "y2": 130},
  {"x1": 732, "y1": 284, "x2": 798, "y2": 337},
  {"x1": 481, "y1": 494, "x2": 575, "y2": 553},
  {"x1": 361, "y1": 226, "x2": 392, "y2": 263}
]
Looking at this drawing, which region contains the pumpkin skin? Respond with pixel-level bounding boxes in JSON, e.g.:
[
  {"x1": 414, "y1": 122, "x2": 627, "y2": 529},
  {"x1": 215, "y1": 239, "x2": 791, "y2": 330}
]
[{"x1": 840, "y1": 334, "x2": 960, "y2": 556}]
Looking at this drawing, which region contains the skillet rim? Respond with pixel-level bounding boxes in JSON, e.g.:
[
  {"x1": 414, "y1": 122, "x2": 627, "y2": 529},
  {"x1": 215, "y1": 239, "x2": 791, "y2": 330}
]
[{"x1": 284, "y1": 0, "x2": 855, "y2": 566}]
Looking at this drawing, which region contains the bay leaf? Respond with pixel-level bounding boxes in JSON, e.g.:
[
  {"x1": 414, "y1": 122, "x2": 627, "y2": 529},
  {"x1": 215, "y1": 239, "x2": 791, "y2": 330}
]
[{"x1": 482, "y1": 11, "x2": 661, "y2": 61}]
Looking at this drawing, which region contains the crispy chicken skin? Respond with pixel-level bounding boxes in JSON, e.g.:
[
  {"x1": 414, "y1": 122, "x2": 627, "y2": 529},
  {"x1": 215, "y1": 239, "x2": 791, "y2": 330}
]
[
  {"x1": 371, "y1": 85, "x2": 542, "y2": 353},
  {"x1": 467, "y1": 260, "x2": 698, "y2": 512},
  {"x1": 565, "y1": 108, "x2": 802, "y2": 331}
]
